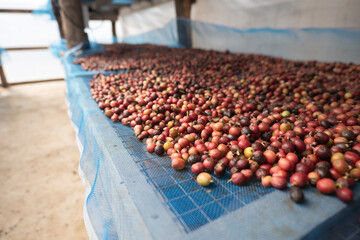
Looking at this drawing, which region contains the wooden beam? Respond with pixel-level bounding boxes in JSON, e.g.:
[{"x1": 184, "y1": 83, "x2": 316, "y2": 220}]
[
  {"x1": 0, "y1": 66, "x2": 9, "y2": 88},
  {"x1": 51, "y1": 0, "x2": 65, "y2": 38},
  {"x1": 174, "y1": 0, "x2": 192, "y2": 48},
  {"x1": 0, "y1": 9, "x2": 33, "y2": 13},
  {"x1": 111, "y1": 20, "x2": 117, "y2": 38},
  {"x1": 8, "y1": 78, "x2": 64, "y2": 86},
  {"x1": 5, "y1": 47, "x2": 49, "y2": 51}
]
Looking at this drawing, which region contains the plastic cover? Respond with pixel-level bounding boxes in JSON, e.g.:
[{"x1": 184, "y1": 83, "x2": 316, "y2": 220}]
[
  {"x1": 116, "y1": 0, "x2": 360, "y2": 42},
  {"x1": 122, "y1": 18, "x2": 360, "y2": 63},
  {"x1": 112, "y1": 0, "x2": 134, "y2": 4},
  {"x1": 62, "y1": 42, "x2": 107, "y2": 77},
  {"x1": 50, "y1": 38, "x2": 67, "y2": 57},
  {"x1": 191, "y1": 0, "x2": 360, "y2": 29},
  {"x1": 0, "y1": 48, "x2": 5, "y2": 66},
  {"x1": 0, "y1": 47, "x2": 10, "y2": 67},
  {"x1": 62, "y1": 18, "x2": 360, "y2": 240},
  {"x1": 116, "y1": 1, "x2": 175, "y2": 41}
]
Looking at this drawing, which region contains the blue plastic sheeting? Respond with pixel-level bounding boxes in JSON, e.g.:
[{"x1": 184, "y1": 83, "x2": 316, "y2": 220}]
[
  {"x1": 122, "y1": 19, "x2": 180, "y2": 47},
  {"x1": 0, "y1": 48, "x2": 9, "y2": 66},
  {"x1": 32, "y1": 0, "x2": 55, "y2": 20},
  {"x1": 66, "y1": 74, "x2": 360, "y2": 240},
  {"x1": 112, "y1": 36, "x2": 118, "y2": 44},
  {"x1": 61, "y1": 42, "x2": 119, "y2": 78},
  {"x1": 123, "y1": 18, "x2": 360, "y2": 64},
  {"x1": 0, "y1": 48, "x2": 4, "y2": 66},
  {"x1": 50, "y1": 38, "x2": 67, "y2": 58},
  {"x1": 112, "y1": 0, "x2": 134, "y2": 5}
]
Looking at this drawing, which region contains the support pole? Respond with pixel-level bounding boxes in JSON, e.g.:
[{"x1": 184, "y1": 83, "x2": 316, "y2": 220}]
[
  {"x1": 175, "y1": 0, "x2": 192, "y2": 48},
  {"x1": 58, "y1": 0, "x2": 89, "y2": 49},
  {"x1": 51, "y1": 0, "x2": 65, "y2": 39},
  {"x1": 0, "y1": 65, "x2": 9, "y2": 88},
  {"x1": 111, "y1": 19, "x2": 117, "y2": 39}
]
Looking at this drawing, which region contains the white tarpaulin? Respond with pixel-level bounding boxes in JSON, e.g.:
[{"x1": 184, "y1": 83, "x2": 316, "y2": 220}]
[
  {"x1": 191, "y1": 0, "x2": 360, "y2": 29},
  {"x1": 116, "y1": 0, "x2": 360, "y2": 41}
]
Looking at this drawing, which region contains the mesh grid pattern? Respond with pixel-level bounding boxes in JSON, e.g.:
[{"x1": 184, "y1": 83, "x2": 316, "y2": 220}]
[
  {"x1": 69, "y1": 75, "x2": 276, "y2": 232},
  {"x1": 112, "y1": 117, "x2": 275, "y2": 232},
  {"x1": 66, "y1": 74, "x2": 276, "y2": 231},
  {"x1": 67, "y1": 73, "x2": 360, "y2": 240},
  {"x1": 111, "y1": 111, "x2": 274, "y2": 232},
  {"x1": 63, "y1": 19, "x2": 360, "y2": 238}
]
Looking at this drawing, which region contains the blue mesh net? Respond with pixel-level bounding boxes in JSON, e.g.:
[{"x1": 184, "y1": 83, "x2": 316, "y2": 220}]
[
  {"x1": 32, "y1": 0, "x2": 56, "y2": 20},
  {"x1": 67, "y1": 74, "x2": 360, "y2": 240},
  {"x1": 0, "y1": 48, "x2": 4, "y2": 66},
  {"x1": 64, "y1": 18, "x2": 360, "y2": 240},
  {"x1": 61, "y1": 42, "x2": 120, "y2": 78},
  {"x1": 112, "y1": 0, "x2": 134, "y2": 5},
  {"x1": 112, "y1": 36, "x2": 118, "y2": 44},
  {"x1": 50, "y1": 38, "x2": 67, "y2": 58},
  {"x1": 0, "y1": 48, "x2": 9, "y2": 66}
]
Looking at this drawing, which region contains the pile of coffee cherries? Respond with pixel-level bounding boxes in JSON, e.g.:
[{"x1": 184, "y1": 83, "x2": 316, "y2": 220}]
[{"x1": 83, "y1": 44, "x2": 360, "y2": 203}]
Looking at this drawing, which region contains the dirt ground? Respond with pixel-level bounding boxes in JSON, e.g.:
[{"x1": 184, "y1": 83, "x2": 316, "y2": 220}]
[{"x1": 0, "y1": 81, "x2": 88, "y2": 240}]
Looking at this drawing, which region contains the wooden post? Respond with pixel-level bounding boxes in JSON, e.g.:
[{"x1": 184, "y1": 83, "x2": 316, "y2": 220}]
[
  {"x1": 0, "y1": 65, "x2": 8, "y2": 88},
  {"x1": 51, "y1": 0, "x2": 65, "y2": 39},
  {"x1": 111, "y1": 19, "x2": 117, "y2": 39},
  {"x1": 58, "y1": 0, "x2": 88, "y2": 49},
  {"x1": 175, "y1": 0, "x2": 192, "y2": 48}
]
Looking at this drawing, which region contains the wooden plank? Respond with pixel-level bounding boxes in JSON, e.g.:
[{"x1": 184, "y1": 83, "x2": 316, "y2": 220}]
[
  {"x1": 174, "y1": 0, "x2": 192, "y2": 48},
  {"x1": 9, "y1": 78, "x2": 64, "y2": 86},
  {"x1": 0, "y1": 9, "x2": 33, "y2": 13},
  {"x1": 5, "y1": 47, "x2": 49, "y2": 51},
  {"x1": 111, "y1": 20, "x2": 117, "y2": 38}
]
